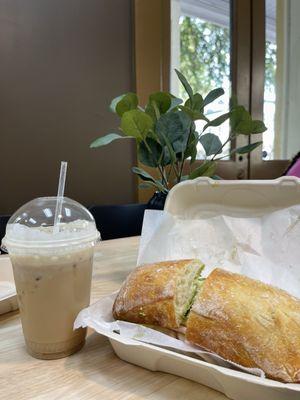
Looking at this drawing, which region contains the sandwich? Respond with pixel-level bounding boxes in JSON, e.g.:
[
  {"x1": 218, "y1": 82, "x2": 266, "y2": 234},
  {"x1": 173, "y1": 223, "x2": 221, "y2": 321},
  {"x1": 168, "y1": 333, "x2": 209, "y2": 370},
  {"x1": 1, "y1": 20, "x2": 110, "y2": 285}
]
[
  {"x1": 112, "y1": 261, "x2": 300, "y2": 383},
  {"x1": 112, "y1": 259, "x2": 204, "y2": 329},
  {"x1": 186, "y1": 268, "x2": 300, "y2": 383}
]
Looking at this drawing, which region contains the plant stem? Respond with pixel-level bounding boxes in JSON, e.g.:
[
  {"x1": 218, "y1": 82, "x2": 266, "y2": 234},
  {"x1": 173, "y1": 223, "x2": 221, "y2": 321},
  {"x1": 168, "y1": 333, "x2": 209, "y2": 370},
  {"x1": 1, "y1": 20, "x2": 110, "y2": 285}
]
[
  {"x1": 211, "y1": 134, "x2": 235, "y2": 161},
  {"x1": 152, "y1": 101, "x2": 160, "y2": 120},
  {"x1": 166, "y1": 164, "x2": 173, "y2": 182},
  {"x1": 162, "y1": 166, "x2": 168, "y2": 187},
  {"x1": 174, "y1": 161, "x2": 180, "y2": 181},
  {"x1": 214, "y1": 153, "x2": 230, "y2": 161},
  {"x1": 158, "y1": 165, "x2": 168, "y2": 189},
  {"x1": 178, "y1": 156, "x2": 185, "y2": 183},
  {"x1": 143, "y1": 138, "x2": 168, "y2": 190}
]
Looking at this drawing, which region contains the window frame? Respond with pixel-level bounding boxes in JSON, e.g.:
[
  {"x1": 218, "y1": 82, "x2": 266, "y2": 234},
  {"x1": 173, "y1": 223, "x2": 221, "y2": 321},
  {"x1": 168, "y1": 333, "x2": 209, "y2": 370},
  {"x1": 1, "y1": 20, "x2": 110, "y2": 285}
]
[{"x1": 249, "y1": 0, "x2": 289, "y2": 178}]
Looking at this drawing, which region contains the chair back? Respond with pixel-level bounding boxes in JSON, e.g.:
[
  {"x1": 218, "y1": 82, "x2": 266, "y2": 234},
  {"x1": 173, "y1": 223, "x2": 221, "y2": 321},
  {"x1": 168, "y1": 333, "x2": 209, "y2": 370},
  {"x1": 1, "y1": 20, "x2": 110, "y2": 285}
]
[
  {"x1": 88, "y1": 203, "x2": 147, "y2": 240},
  {"x1": 0, "y1": 215, "x2": 10, "y2": 253}
]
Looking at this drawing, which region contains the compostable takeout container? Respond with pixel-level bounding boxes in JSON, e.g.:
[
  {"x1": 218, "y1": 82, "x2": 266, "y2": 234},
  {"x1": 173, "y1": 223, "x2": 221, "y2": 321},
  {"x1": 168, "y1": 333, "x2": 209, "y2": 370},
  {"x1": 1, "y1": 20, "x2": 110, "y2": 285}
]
[{"x1": 79, "y1": 177, "x2": 300, "y2": 400}]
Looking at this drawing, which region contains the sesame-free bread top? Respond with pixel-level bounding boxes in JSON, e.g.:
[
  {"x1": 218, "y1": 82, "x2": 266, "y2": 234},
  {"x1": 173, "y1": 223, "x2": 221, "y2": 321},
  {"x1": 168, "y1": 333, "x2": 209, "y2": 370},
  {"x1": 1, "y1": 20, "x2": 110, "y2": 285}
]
[{"x1": 186, "y1": 268, "x2": 300, "y2": 383}]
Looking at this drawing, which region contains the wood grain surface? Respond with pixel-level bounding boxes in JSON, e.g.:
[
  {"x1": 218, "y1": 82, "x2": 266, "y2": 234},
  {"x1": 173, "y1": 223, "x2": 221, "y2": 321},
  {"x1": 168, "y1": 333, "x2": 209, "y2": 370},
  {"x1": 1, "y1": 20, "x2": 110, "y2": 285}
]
[{"x1": 0, "y1": 237, "x2": 226, "y2": 400}]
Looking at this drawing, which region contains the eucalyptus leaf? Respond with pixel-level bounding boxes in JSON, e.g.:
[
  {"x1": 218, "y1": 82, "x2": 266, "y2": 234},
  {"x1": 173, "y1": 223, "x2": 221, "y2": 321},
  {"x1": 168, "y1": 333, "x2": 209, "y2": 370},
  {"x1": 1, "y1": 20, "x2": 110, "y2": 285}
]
[
  {"x1": 230, "y1": 106, "x2": 251, "y2": 134},
  {"x1": 250, "y1": 120, "x2": 267, "y2": 134},
  {"x1": 175, "y1": 69, "x2": 194, "y2": 104},
  {"x1": 184, "y1": 131, "x2": 199, "y2": 163},
  {"x1": 158, "y1": 132, "x2": 177, "y2": 164},
  {"x1": 232, "y1": 141, "x2": 263, "y2": 154},
  {"x1": 132, "y1": 167, "x2": 156, "y2": 182},
  {"x1": 160, "y1": 146, "x2": 172, "y2": 166},
  {"x1": 109, "y1": 94, "x2": 126, "y2": 113},
  {"x1": 185, "y1": 93, "x2": 203, "y2": 111},
  {"x1": 179, "y1": 105, "x2": 208, "y2": 121},
  {"x1": 138, "y1": 138, "x2": 162, "y2": 167},
  {"x1": 189, "y1": 161, "x2": 216, "y2": 179},
  {"x1": 115, "y1": 93, "x2": 138, "y2": 117},
  {"x1": 199, "y1": 133, "x2": 222, "y2": 156},
  {"x1": 121, "y1": 109, "x2": 153, "y2": 140},
  {"x1": 139, "y1": 181, "x2": 167, "y2": 193},
  {"x1": 169, "y1": 95, "x2": 183, "y2": 110},
  {"x1": 156, "y1": 111, "x2": 192, "y2": 154},
  {"x1": 139, "y1": 182, "x2": 153, "y2": 189},
  {"x1": 234, "y1": 121, "x2": 254, "y2": 134},
  {"x1": 150, "y1": 92, "x2": 171, "y2": 114},
  {"x1": 203, "y1": 112, "x2": 230, "y2": 131},
  {"x1": 113, "y1": 93, "x2": 138, "y2": 117},
  {"x1": 203, "y1": 88, "x2": 224, "y2": 107},
  {"x1": 230, "y1": 106, "x2": 267, "y2": 135},
  {"x1": 90, "y1": 133, "x2": 130, "y2": 148},
  {"x1": 132, "y1": 167, "x2": 166, "y2": 192},
  {"x1": 229, "y1": 94, "x2": 238, "y2": 109}
]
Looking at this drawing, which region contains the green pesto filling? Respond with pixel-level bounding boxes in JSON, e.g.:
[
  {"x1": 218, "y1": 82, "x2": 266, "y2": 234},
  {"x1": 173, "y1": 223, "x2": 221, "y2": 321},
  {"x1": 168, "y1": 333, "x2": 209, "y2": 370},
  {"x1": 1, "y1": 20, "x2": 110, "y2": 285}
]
[{"x1": 182, "y1": 275, "x2": 206, "y2": 321}]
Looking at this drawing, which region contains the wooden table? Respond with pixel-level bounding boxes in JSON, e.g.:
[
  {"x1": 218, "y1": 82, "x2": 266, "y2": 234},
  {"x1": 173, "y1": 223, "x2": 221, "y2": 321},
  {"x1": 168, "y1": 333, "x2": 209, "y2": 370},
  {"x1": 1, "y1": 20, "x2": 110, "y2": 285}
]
[{"x1": 0, "y1": 237, "x2": 226, "y2": 400}]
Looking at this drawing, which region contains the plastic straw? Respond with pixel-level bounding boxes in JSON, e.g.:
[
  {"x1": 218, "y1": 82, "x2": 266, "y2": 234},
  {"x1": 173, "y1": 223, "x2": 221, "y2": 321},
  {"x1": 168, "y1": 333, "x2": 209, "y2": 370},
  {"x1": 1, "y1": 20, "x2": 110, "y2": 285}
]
[{"x1": 53, "y1": 161, "x2": 68, "y2": 233}]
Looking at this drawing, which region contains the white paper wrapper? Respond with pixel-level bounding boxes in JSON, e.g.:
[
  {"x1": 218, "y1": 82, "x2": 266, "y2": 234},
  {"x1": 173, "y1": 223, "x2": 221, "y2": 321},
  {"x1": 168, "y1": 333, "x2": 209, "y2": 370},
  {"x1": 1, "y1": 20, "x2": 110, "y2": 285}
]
[
  {"x1": 138, "y1": 207, "x2": 300, "y2": 297},
  {"x1": 75, "y1": 205, "x2": 300, "y2": 380},
  {"x1": 75, "y1": 292, "x2": 264, "y2": 377}
]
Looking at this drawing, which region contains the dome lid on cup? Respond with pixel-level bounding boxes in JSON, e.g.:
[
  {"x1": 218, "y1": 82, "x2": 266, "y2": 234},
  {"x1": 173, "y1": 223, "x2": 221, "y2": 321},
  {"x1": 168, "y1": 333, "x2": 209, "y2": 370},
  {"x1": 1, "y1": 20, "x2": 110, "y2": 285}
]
[{"x1": 2, "y1": 197, "x2": 100, "y2": 250}]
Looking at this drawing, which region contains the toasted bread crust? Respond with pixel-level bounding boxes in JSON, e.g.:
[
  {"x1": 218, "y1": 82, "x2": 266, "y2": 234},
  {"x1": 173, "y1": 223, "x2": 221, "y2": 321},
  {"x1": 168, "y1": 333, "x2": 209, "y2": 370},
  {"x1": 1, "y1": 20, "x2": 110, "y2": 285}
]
[
  {"x1": 186, "y1": 268, "x2": 300, "y2": 383},
  {"x1": 112, "y1": 259, "x2": 195, "y2": 329}
]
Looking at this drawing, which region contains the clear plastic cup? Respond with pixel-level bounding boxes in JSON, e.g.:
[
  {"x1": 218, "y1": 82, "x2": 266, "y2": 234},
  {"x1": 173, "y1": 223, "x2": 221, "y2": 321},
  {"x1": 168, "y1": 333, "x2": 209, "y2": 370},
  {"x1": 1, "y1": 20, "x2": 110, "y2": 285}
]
[{"x1": 1, "y1": 197, "x2": 100, "y2": 360}]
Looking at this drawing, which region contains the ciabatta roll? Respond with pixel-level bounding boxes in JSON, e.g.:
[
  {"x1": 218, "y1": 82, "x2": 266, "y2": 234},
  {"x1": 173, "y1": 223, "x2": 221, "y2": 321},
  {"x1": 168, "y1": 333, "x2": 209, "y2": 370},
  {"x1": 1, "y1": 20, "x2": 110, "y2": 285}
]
[
  {"x1": 113, "y1": 259, "x2": 204, "y2": 329},
  {"x1": 186, "y1": 268, "x2": 300, "y2": 383}
]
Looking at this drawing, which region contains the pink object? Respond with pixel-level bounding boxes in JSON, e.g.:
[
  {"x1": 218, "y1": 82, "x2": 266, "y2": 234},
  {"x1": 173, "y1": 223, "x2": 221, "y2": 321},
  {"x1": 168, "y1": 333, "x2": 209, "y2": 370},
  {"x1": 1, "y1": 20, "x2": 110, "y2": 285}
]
[{"x1": 286, "y1": 158, "x2": 300, "y2": 178}]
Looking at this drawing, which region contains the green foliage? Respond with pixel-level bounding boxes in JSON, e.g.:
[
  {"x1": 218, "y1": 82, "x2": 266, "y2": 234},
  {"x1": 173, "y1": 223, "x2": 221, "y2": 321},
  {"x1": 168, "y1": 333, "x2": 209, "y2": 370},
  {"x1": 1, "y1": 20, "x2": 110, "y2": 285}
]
[
  {"x1": 115, "y1": 93, "x2": 138, "y2": 117},
  {"x1": 230, "y1": 106, "x2": 267, "y2": 135},
  {"x1": 179, "y1": 16, "x2": 275, "y2": 97},
  {"x1": 203, "y1": 88, "x2": 225, "y2": 107},
  {"x1": 91, "y1": 70, "x2": 267, "y2": 192},
  {"x1": 156, "y1": 111, "x2": 191, "y2": 154},
  {"x1": 204, "y1": 113, "x2": 230, "y2": 131},
  {"x1": 180, "y1": 17, "x2": 230, "y2": 96},
  {"x1": 189, "y1": 160, "x2": 216, "y2": 179},
  {"x1": 145, "y1": 92, "x2": 172, "y2": 121},
  {"x1": 265, "y1": 41, "x2": 276, "y2": 91},
  {"x1": 232, "y1": 141, "x2": 263, "y2": 154},
  {"x1": 132, "y1": 167, "x2": 167, "y2": 193},
  {"x1": 175, "y1": 69, "x2": 194, "y2": 103},
  {"x1": 90, "y1": 133, "x2": 130, "y2": 148},
  {"x1": 199, "y1": 133, "x2": 222, "y2": 156},
  {"x1": 120, "y1": 110, "x2": 153, "y2": 140}
]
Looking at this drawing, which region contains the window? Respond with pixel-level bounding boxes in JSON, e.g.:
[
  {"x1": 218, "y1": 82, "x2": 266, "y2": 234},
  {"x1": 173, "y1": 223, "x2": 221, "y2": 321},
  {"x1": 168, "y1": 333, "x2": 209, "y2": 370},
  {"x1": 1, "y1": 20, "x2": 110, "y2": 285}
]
[
  {"x1": 263, "y1": 0, "x2": 277, "y2": 160},
  {"x1": 171, "y1": 0, "x2": 231, "y2": 159}
]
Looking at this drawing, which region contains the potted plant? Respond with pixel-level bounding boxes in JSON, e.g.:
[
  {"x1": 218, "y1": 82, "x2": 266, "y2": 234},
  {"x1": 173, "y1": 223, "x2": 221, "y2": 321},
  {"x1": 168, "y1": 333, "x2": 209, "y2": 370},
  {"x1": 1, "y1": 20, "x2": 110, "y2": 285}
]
[{"x1": 90, "y1": 70, "x2": 266, "y2": 208}]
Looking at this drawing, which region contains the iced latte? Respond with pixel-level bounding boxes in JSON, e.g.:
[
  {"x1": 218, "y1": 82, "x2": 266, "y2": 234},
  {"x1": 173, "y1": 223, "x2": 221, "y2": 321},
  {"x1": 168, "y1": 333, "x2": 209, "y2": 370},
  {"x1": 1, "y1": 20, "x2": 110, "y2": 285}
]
[{"x1": 2, "y1": 197, "x2": 100, "y2": 359}]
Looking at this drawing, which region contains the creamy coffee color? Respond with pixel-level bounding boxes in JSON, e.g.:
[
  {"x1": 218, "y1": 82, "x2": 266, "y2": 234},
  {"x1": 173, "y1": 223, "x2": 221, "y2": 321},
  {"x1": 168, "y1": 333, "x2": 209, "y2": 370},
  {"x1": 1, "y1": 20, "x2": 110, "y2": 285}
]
[
  {"x1": 2, "y1": 198, "x2": 100, "y2": 360},
  {"x1": 11, "y1": 246, "x2": 93, "y2": 359}
]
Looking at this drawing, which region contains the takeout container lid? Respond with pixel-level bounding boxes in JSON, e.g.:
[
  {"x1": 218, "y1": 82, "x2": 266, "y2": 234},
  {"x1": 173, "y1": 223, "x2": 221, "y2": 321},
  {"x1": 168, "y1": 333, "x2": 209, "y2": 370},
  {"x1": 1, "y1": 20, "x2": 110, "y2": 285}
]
[
  {"x1": 165, "y1": 176, "x2": 300, "y2": 217},
  {"x1": 1, "y1": 196, "x2": 100, "y2": 251}
]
